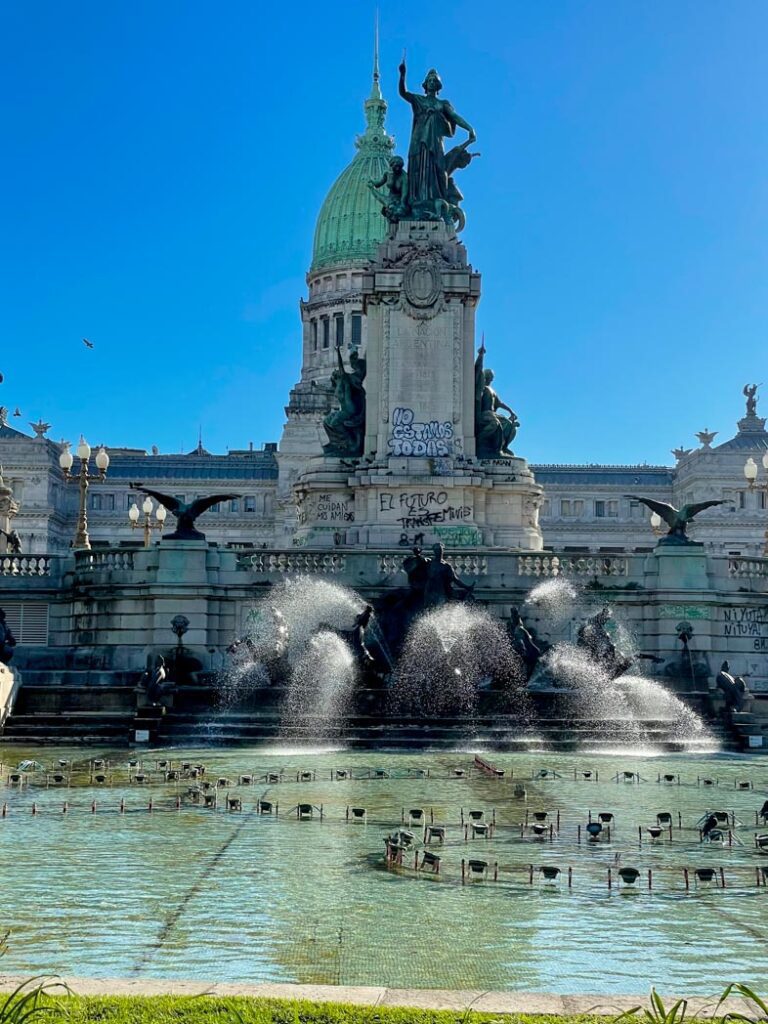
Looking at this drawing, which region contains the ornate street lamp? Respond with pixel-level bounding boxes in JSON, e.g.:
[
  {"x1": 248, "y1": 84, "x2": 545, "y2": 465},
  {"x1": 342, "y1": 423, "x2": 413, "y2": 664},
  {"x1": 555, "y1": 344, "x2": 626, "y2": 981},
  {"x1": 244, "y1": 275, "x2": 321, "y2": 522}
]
[
  {"x1": 59, "y1": 436, "x2": 110, "y2": 550},
  {"x1": 744, "y1": 452, "x2": 768, "y2": 555},
  {"x1": 649, "y1": 511, "x2": 664, "y2": 536},
  {"x1": 128, "y1": 495, "x2": 167, "y2": 547}
]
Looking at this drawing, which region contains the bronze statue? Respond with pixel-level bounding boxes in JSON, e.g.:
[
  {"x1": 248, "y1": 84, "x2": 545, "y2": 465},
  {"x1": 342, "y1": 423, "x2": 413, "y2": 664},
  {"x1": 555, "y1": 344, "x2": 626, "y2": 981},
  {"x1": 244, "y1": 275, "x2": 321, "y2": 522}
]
[
  {"x1": 130, "y1": 484, "x2": 237, "y2": 541},
  {"x1": 369, "y1": 156, "x2": 409, "y2": 222},
  {"x1": 398, "y1": 62, "x2": 476, "y2": 223},
  {"x1": 0, "y1": 608, "x2": 17, "y2": 665},
  {"x1": 508, "y1": 606, "x2": 541, "y2": 681},
  {"x1": 423, "y1": 543, "x2": 474, "y2": 608},
  {"x1": 474, "y1": 344, "x2": 519, "y2": 458},
  {"x1": 744, "y1": 383, "x2": 761, "y2": 417},
  {"x1": 625, "y1": 494, "x2": 725, "y2": 545},
  {"x1": 0, "y1": 528, "x2": 21, "y2": 554},
  {"x1": 320, "y1": 346, "x2": 366, "y2": 457}
]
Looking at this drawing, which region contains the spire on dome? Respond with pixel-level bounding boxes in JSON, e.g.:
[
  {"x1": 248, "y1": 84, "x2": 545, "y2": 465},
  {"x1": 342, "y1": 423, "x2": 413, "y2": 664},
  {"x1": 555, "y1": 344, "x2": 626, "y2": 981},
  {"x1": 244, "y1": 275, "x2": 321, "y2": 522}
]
[
  {"x1": 361, "y1": 12, "x2": 390, "y2": 140},
  {"x1": 310, "y1": 26, "x2": 395, "y2": 272},
  {"x1": 370, "y1": 10, "x2": 381, "y2": 100}
]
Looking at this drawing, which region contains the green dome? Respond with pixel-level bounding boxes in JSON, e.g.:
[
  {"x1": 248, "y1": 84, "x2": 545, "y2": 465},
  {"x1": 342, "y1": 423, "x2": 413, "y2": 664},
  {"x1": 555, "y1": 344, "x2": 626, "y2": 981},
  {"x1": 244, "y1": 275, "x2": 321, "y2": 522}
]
[{"x1": 311, "y1": 75, "x2": 395, "y2": 273}]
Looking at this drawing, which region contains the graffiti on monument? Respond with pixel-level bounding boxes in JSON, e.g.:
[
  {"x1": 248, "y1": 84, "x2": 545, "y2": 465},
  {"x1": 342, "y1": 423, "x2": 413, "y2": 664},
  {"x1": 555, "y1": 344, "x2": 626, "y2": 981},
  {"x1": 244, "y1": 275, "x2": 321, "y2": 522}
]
[
  {"x1": 377, "y1": 489, "x2": 472, "y2": 531},
  {"x1": 388, "y1": 407, "x2": 453, "y2": 457},
  {"x1": 722, "y1": 607, "x2": 768, "y2": 650},
  {"x1": 434, "y1": 525, "x2": 483, "y2": 548},
  {"x1": 657, "y1": 604, "x2": 710, "y2": 620},
  {"x1": 315, "y1": 493, "x2": 354, "y2": 523}
]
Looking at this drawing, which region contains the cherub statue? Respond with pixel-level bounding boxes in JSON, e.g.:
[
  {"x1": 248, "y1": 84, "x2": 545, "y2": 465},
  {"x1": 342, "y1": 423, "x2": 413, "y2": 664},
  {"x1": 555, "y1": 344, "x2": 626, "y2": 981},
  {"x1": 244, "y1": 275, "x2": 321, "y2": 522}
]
[{"x1": 369, "y1": 156, "x2": 409, "y2": 223}]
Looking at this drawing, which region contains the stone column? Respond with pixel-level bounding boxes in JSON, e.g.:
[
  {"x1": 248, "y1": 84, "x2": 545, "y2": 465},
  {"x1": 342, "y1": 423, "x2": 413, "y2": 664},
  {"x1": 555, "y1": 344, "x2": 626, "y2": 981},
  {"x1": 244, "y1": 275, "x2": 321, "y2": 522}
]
[{"x1": 0, "y1": 468, "x2": 19, "y2": 555}]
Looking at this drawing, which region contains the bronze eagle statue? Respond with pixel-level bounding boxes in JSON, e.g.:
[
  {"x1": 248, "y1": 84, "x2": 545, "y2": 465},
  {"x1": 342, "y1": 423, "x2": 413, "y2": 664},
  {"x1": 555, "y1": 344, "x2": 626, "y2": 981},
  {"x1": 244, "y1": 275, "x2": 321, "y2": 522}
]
[
  {"x1": 130, "y1": 483, "x2": 237, "y2": 541},
  {"x1": 625, "y1": 495, "x2": 725, "y2": 544}
]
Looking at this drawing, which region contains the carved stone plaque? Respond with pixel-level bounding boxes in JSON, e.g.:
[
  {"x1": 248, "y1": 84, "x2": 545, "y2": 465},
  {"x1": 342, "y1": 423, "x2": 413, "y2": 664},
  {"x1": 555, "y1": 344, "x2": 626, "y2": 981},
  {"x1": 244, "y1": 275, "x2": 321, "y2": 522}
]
[{"x1": 403, "y1": 257, "x2": 441, "y2": 309}]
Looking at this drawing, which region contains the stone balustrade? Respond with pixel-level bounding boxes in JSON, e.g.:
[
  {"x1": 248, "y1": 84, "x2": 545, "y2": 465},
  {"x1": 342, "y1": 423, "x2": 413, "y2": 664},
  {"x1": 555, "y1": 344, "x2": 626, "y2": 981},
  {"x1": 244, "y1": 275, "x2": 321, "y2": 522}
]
[
  {"x1": 727, "y1": 556, "x2": 768, "y2": 580},
  {"x1": 238, "y1": 551, "x2": 347, "y2": 574},
  {"x1": 517, "y1": 554, "x2": 630, "y2": 578},
  {"x1": 0, "y1": 554, "x2": 54, "y2": 577},
  {"x1": 74, "y1": 550, "x2": 135, "y2": 574},
  {"x1": 377, "y1": 553, "x2": 488, "y2": 577}
]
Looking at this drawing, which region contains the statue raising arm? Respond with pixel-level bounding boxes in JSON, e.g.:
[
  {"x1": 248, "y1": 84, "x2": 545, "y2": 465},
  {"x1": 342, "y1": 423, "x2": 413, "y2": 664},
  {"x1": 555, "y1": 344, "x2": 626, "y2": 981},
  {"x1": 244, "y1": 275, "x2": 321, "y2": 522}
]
[{"x1": 398, "y1": 61, "x2": 416, "y2": 103}]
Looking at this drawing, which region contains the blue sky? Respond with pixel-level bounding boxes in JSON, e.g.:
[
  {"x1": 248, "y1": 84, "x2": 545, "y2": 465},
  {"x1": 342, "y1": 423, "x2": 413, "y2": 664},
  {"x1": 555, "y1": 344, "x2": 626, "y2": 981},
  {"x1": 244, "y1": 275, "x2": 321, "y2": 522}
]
[{"x1": 2, "y1": 1, "x2": 767, "y2": 463}]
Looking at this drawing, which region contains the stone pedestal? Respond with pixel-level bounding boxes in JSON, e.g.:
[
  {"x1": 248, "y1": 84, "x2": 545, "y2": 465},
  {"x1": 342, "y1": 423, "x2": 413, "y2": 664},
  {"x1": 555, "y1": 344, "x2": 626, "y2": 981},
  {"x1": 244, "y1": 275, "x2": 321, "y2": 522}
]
[
  {"x1": 292, "y1": 220, "x2": 544, "y2": 551},
  {"x1": 649, "y1": 544, "x2": 711, "y2": 590}
]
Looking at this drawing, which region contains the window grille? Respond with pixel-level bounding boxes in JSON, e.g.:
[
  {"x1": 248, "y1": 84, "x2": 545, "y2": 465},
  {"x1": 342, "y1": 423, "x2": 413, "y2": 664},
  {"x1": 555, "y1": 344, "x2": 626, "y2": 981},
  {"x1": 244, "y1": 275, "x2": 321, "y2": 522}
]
[{"x1": 2, "y1": 602, "x2": 49, "y2": 645}]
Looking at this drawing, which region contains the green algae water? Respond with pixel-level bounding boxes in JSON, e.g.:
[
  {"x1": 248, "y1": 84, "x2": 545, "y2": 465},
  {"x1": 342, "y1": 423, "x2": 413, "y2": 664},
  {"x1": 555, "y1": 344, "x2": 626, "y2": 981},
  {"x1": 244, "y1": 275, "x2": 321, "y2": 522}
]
[{"x1": 1, "y1": 745, "x2": 767, "y2": 994}]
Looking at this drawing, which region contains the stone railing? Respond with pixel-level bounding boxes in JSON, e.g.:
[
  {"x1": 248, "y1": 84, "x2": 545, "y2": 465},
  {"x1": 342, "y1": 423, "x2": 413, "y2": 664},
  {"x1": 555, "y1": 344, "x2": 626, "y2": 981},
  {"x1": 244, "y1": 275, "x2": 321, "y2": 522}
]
[
  {"x1": 75, "y1": 549, "x2": 135, "y2": 573},
  {"x1": 727, "y1": 557, "x2": 768, "y2": 580},
  {"x1": 517, "y1": 554, "x2": 629, "y2": 578},
  {"x1": 238, "y1": 552, "x2": 347, "y2": 575},
  {"x1": 378, "y1": 553, "x2": 488, "y2": 577},
  {"x1": 0, "y1": 554, "x2": 54, "y2": 577}
]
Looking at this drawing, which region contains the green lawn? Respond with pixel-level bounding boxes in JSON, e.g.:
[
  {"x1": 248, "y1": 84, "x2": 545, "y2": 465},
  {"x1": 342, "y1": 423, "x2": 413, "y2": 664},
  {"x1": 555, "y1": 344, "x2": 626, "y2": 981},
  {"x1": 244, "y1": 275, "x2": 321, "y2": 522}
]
[{"x1": 8, "y1": 994, "x2": 611, "y2": 1024}]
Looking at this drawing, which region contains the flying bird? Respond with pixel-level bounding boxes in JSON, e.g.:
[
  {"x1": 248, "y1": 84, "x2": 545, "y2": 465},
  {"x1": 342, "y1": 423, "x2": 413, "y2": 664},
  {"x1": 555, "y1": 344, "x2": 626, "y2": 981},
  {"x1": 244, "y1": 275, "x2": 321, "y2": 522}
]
[
  {"x1": 83, "y1": 338, "x2": 94, "y2": 349},
  {"x1": 13, "y1": 408, "x2": 21, "y2": 417},
  {"x1": 130, "y1": 483, "x2": 236, "y2": 541},
  {"x1": 624, "y1": 495, "x2": 726, "y2": 543}
]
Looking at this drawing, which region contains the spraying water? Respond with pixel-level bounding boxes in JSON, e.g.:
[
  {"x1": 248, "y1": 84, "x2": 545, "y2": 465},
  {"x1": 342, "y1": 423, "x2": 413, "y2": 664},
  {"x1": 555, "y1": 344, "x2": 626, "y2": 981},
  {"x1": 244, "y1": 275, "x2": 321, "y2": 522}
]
[
  {"x1": 392, "y1": 604, "x2": 528, "y2": 719},
  {"x1": 281, "y1": 630, "x2": 357, "y2": 739}
]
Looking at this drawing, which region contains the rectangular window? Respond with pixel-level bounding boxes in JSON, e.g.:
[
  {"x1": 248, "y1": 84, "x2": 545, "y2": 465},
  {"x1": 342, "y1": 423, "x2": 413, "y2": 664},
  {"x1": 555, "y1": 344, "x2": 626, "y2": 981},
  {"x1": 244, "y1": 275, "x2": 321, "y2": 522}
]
[
  {"x1": 311, "y1": 320, "x2": 318, "y2": 352},
  {"x1": 561, "y1": 499, "x2": 583, "y2": 517},
  {"x1": 760, "y1": 491, "x2": 767, "y2": 510},
  {"x1": 595, "y1": 500, "x2": 617, "y2": 517},
  {"x1": 540, "y1": 499, "x2": 551, "y2": 517},
  {"x1": 244, "y1": 496, "x2": 256, "y2": 513},
  {"x1": 322, "y1": 318, "x2": 330, "y2": 349},
  {"x1": 229, "y1": 498, "x2": 240, "y2": 513},
  {"x1": 351, "y1": 313, "x2": 362, "y2": 347},
  {"x1": 738, "y1": 491, "x2": 746, "y2": 509},
  {"x1": 90, "y1": 493, "x2": 115, "y2": 511},
  {"x1": 335, "y1": 314, "x2": 344, "y2": 348},
  {"x1": 629, "y1": 500, "x2": 644, "y2": 520},
  {"x1": 2, "y1": 601, "x2": 49, "y2": 645}
]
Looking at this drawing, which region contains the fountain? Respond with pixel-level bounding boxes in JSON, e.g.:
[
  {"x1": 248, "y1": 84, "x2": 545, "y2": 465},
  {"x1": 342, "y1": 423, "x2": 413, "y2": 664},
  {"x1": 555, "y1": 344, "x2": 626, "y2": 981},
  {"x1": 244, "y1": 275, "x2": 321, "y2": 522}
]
[{"x1": 523, "y1": 581, "x2": 713, "y2": 752}]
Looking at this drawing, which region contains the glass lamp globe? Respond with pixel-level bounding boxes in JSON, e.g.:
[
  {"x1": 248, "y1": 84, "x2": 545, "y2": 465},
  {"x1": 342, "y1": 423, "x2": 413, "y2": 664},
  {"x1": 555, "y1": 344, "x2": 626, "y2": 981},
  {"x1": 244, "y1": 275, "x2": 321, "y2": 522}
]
[
  {"x1": 95, "y1": 447, "x2": 109, "y2": 472},
  {"x1": 59, "y1": 447, "x2": 74, "y2": 472},
  {"x1": 763, "y1": 450, "x2": 768, "y2": 471},
  {"x1": 650, "y1": 512, "x2": 662, "y2": 529},
  {"x1": 142, "y1": 497, "x2": 153, "y2": 515},
  {"x1": 156, "y1": 505, "x2": 167, "y2": 522},
  {"x1": 744, "y1": 457, "x2": 758, "y2": 483},
  {"x1": 77, "y1": 436, "x2": 91, "y2": 460},
  {"x1": 128, "y1": 503, "x2": 140, "y2": 523}
]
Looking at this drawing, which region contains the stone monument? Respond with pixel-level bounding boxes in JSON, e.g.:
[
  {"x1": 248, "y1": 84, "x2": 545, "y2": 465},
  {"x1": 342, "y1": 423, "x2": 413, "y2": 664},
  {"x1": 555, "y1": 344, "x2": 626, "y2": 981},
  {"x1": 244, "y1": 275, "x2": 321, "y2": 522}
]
[{"x1": 292, "y1": 61, "x2": 543, "y2": 551}]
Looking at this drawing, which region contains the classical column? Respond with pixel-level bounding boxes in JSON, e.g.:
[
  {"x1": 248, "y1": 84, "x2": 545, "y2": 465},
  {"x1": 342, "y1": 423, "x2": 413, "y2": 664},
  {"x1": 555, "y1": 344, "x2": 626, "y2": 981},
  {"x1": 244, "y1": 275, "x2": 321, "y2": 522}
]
[{"x1": 0, "y1": 467, "x2": 19, "y2": 554}]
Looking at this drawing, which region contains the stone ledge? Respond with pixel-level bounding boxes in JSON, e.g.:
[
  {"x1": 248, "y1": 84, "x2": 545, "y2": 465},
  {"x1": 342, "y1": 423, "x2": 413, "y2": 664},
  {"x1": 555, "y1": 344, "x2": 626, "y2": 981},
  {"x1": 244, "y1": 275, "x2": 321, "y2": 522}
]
[{"x1": 0, "y1": 975, "x2": 758, "y2": 1016}]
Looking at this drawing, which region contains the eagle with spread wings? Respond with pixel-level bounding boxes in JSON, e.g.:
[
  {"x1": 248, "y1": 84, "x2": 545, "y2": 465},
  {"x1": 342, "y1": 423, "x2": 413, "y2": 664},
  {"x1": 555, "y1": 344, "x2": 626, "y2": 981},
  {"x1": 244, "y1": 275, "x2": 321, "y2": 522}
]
[
  {"x1": 130, "y1": 483, "x2": 237, "y2": 541},
  {"x1": 625, "y1": 495, "x2": 725, "y2": 544}
]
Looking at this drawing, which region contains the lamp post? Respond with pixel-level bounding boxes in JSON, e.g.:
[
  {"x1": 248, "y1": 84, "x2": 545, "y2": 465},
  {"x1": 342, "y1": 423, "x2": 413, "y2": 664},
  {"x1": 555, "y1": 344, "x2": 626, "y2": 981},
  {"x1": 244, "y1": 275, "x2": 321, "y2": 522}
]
[
  {"x1": 743, "y1": 452, "x2": 768, "y2": 556},
  {"x1": 59, "y1": 436, "x2": 110, "y2": 550},
  {"x1": 128, "y1": 495, "x2": 167, "y2": 547}
]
